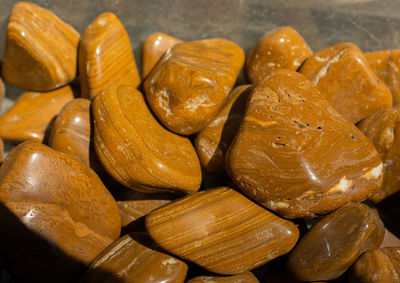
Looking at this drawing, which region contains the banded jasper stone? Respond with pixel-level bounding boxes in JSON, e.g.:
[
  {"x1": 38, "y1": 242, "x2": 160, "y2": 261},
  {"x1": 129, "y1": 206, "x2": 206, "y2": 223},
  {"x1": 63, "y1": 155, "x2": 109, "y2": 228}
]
[
  {"x1": 300, "y1": 42, "x2": 392, "y2": 124},
  {"x1": 2, "y1": 2, "x2": 80, "y2": 91},
  {"x1": 144, "y1": 38, "x2": 245, "y2": 135},
  {"x1": 79, "y1": 12, "x2": 140, "y2": 99},
  {"x1": 187, "y1": 272, "x2": 259, "y2": 283},
  {"x1": 146, "y1": 187, "x2": 299, "y2": 275},
  {"x1": 142, "y1": 32, "x2": 182, "y2": 79},
  {"x1": 226, "y1": 69, "x2": 383, "y2": 219},
  {"x1": 246, "y1": 26, "x2": 312, "y2": 84},
  {"x1": 287, "y1": 203, "x2": 384, "y2": 281}
]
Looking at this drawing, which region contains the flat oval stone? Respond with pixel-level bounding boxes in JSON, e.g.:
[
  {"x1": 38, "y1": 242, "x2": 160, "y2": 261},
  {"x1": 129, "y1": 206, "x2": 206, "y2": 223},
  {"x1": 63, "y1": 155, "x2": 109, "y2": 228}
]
[
  {"x1": 287, "y1": 203, "x2": 384, "y2": 281},
  {"x1": 146, "y1": 187, "x2": 299, "y2": 275},
  {"x1": 0, "y1": 142, "x2": 121, "y2": 282},
  {"x1": 195, "y1": 85, "x2": 252, "y2": 173},
  {"x1": 246, "y1": 26, "x2": 312, "y2": 84},
  {"x1": 144, "y1": 38, "x2": 245, "y2": 135},
  {"x1": 349, "y1": 247, "x2": 400, "y2": 283},
  {"x1": 358, "y1": 107, "x2": 400, "y2": 203},
  {"x1": 299, "y1": 42, "x2": 392, "y2": 124},
  {"x1": 2, "y1": 2, "x2": 80, "y2": 91},
  {"x1": 187, "y1": 272, "x2": 259, "y2": 283},
  {"x1": 93, "y1": 85, "x2": 202, "y2": 194},
  {"x1": 0, "y1": 85, "x2": 74, "y2": 143},
  {"x1": 226, "y1": 69, "x2": 383, "y2": 219},
  {"x1": 81, "y1": 233, "x2": 187, "y2": 283},
  {"x1": 142, "y1": 32, "x2": 182, "y2": 79},
  {"x1": 79, "y1": 12, "x2": 140, "y2": 99}
]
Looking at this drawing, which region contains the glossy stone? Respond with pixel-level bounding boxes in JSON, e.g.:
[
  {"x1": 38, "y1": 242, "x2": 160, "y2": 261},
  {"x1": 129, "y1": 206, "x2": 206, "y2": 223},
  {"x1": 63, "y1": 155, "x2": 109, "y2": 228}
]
[
  {"x1": 142, "y1": 32, "x2": 182, "y2": 79},
  {"x1": 195, "y1": 85, "x2": 252, "y2": 173},
  {"x1": 0, "y1": 85, "x2": 74, "y2": 143},
  {"x1": 79, "y1": 12, "x2": 140, "y2": 99},
  {"x1": 146, "y1": 187, "x2": 299, "y2": 275},
  {"x1": 0, "y1": 142, "x2": 121, "y2": 282},
  {"x1": 287, "y1": 203, "x2": 384, "y2": 281},
  {"x1": 2, "y1": 2, "x2": 80, "y2": 91},
  {"x1": 93, "y1": 84, "x2": 202, "y2": 194},
  {"x1": 144, "y1": 38, "x2": 245, "y2": 135},
  {"x1": 300, "y1": 42, "x2": 392, "y2": 124},
  {"x1": 187, "y1": 272, "x2": 259, "y2": 283},
  {"x1": 81, "y1": 233, "x2": 187, "y2": 283},
  {"x1": 365, "y1": 50, "x2": 400, "y2": 105},
  {"x1": 246, "y1": 26, "x2": 312, "y2": 84},
  {"x1": 358, "y1": 107, "x2": 400, "y2": 202},
  {"x1": 226, "y1": 69, "x2": 383, "y2": 219}
]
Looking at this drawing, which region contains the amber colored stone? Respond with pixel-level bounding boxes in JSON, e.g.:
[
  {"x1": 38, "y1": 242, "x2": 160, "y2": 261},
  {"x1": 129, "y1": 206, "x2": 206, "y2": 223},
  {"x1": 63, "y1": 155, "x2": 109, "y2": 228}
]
[
  {"x1": 142, "y1": 32, "x2": 183, "y2": 79},
  {"x1": 79, "y1": 12, "x2": 140, "y2": 99},
  {"x1": 0, "y1": 85, "x2": 74, "y2": 143},
  {"x1": 144, "y1": 38, "x2": 245, "y2": 135},
  {"x1": 187, "y1": 272, "x2": 259, "y2": 283},
  {"x1": 2, "y1": 2, "x2": 80, "y2": 91},
  {"x1": 246, "y1": 26, "x2": 312, "y2": 84},
  {"x1": 299, "y1": 42, "x2": 392, "y2": 124},
  {"x1": 226, "y1": 69, "x2": 383, "y2": 219},
  {"x1": 365, "y1": 50, "x2": 400, "y2": 105},
  {"x1": 146, "y1": 187, "x2": 299, "y2": 275},
  {"x1": 81, "y1": 233, "x2": 187, "y2": 283},
  {"x1": 93, "y1": 84, "x2": 202, "y2": 193},
  {"x1": 0, "y1": 78, "x2": 4, "y2": 108},
  {"x1": 0, "y1": 142, "x2": 121, "y2": 282},
  {"x1": 287, "y1": 203, "x2": 384, "y2": 281},
  {"x1": 195, "y1": 85, "x2": 252, "y2": 173}
]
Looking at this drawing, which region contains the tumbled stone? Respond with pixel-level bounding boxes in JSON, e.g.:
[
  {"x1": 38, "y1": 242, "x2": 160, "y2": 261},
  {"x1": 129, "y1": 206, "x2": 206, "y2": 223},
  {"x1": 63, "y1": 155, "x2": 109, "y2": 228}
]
[
  {"x1": 146, "y1": 187, "x2": 299, "y2": 274},
  {"x1": 246, "y1": 26, "x2": 312, "y2": 84},
  {"x1": 79, "y1": 12, "x2": 140, "y2": 99},
  {"x1": 187, "y1": 272, "x2": 259, "y2": 283},
  {"x1": 287, "y1": 203, "x2": 384, "y2": 281},
  {"x1": 195, "y1": 85, "x2": 252, "y2": 173},
  {"x1": 226, "y1": 69, "x2": 383, "y2": 219},
  {"x1": 2, "y1": 2, "x2": 80, "y2": 91},
  {"x1": 93, "y1": 84, "x2": 202, "y2": 193},
  {"x1": 144, "y1": 38, "x2": 245, "y2": 135},
  {"x1": 300, "y1": 42, "x2": 392, "y2": 124},
  {"x1": 0, "y1": 85, "x2": 74, "y2": 143}
]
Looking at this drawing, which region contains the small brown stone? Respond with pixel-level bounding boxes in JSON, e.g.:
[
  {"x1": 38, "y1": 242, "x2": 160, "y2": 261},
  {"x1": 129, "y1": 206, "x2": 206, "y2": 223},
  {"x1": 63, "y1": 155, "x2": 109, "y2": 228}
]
[{"x1": 187, "y1": 272, "x2": 259, "y2": 283}]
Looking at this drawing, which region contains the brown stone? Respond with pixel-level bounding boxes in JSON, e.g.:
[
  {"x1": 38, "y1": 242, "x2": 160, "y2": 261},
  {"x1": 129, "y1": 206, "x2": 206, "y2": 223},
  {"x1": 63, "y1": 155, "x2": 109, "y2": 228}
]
[
  {"x1": 142, "y1": 32, "x2": 183, "y2": 79},
  {"x1": 287, "y1": 203, "x2": 384, "y2": 281},
  {"x1": 0, "y1": 85, "x2": 74, "y2": 143},
  {"x1": 146, "y1": 187, "x2": 299, "y2": 275},
  {"x1": 349, "y1": 247, "x2": 400, "y2": 283},
  {"x1": 0, "y1": 78, "x2": 5, "y2": 108},
  {"x1": 92, "y1": 84, "x2": 202, "y2": 194},
  {"x1": 195, "y1": 85, "x2": 252, "y2": 173},
  {"x1": 300, "y1": 42, "x2": 392, "y2": 123},
  {"x1": 2, "y1": 2, "x2": 80, "y2": 91},
  {"x1": 81, "y1": 233, "x2": 187, "y2": 283},
  {"x1": 187, "y1": 272, "x2": 259, "y2": 283},
  {"x1": 226, "y1": 69, "x2": 383, "y2": 219},
  {"x1": 79, "y1": 12, "x2": 140, "y2": 99},
  {"x1": 381, "y1": 228, "x2": 400, "y2": 248},
  {"x1": 144, "y1": 38, "x2": 245, "y2": 135},
  {"x1": 246, "y1": 26, "x2": 312, "y2": 84}
]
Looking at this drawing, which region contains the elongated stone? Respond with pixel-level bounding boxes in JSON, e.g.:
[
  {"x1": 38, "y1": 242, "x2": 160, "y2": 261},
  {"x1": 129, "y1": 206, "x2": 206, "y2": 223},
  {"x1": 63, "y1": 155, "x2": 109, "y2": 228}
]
[
  {"x1": 226, "y1": 69, "x2": 383, "y2": 219},
  {"x1": 187, "y1": 272, "x2": 259, "y2": 283},
  {"x1": 146, "y1": 187, "x2": 299, "y2": 275},
  {"x1": 144, "y1": 38, "x2": 245, "y2": 135}
]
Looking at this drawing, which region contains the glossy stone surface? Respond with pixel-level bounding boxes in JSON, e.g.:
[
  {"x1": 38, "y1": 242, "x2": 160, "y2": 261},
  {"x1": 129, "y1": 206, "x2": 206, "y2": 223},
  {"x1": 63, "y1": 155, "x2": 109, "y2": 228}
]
[
  {"x1": 246, "y1": 26, "x2": 312, "y2": 84},
  {"x1": 195, "y1": 85, "x2": 252, "y2": 173},
  {"x1": 358, "y1": 107, "x2": 400, "y2": 203},
  {"x1": 2, "y1": 2, "x2": 80, "y2": 91},
  {"x1": 93, "y1": 84, "x2": 202, "y2": 194},
  {"x1": 187, "y1": 272, "x2": 259, "y2": 283},
  {"x1": 144, "y1": 38, "x2": 245, "y2": 135},
  {"x1": 81, "y1": 233, "x2": 187, "y2": 283},
  {"x1": 365, "y1": 49, "x2": 400, "y2": 105},
  {"x1": 226, "y1": 69, "x2": 383, "y2": 219},
  {"x1": 0, "y1": 85, "x2": 74, "y2": 143},
  {"x1": 146, "y1": 187, "x2": 299, "y2": 274},
  {"x1": 287, "y1": 203, "x2": 384, "y2": 281},
  {"x1": 0, "y1": 142, "x2": 121, "y2": 282},
  {"x1": 300, "y1": 42, "x2": 392, "y2": 124},
  {"x1": 142, "y1": 32, "x2": 182, "y2": 79},
  {"x1": 79, "y1": 12, "x2": 140, "y2": 99}
]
